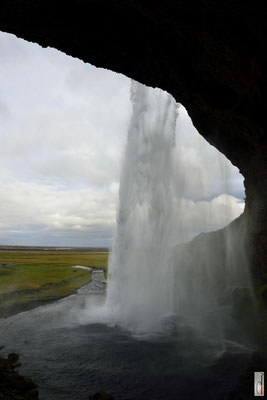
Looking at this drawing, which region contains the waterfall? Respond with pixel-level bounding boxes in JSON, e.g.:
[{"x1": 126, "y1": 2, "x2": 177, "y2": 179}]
[
  {"x1": 106, "y1": 81, "x2": 178, "y2": 333},
  {"x1": 105, "y1": 80, "x2": 254, "y2": 342}
]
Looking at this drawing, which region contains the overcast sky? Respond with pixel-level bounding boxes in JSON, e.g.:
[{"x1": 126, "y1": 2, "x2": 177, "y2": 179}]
[{"x1": 0, "y1": 31, "x2": 245, "y2": 247}]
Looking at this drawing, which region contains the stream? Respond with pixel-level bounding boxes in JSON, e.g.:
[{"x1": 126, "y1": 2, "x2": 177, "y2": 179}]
[{"x1": 0, "y1": 270, "x2": 265, "y2": 400}]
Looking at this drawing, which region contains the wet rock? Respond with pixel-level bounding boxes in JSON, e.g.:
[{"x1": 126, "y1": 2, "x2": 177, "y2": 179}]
[
  {"x1": 89, "y1": 392, "x2": 114, "y2": 400},
  {"x1": 0, "y1": 354, "x2": 38, "y2": 399},
  {"x1": 7, "y1": 352, "x2": 20, "y2": 366},
  {"x1": 260, "y1": 286, "x2": 267, "y2": 307},
  {"x1": 231, "y1": 287, "x2": 255, "y2": 319}
]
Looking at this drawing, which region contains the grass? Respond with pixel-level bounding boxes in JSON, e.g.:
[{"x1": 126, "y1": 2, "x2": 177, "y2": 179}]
[
  {"x1": 0, "y1": 250, "x2": 108, "y2": 268},
  {"x1": 0, "y1": 250, "x2": 109, "y2": 317}
]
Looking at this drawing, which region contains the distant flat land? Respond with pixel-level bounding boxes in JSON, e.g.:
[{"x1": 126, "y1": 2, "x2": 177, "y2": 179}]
[
  {"x1": 0, "y1": 247, "x2": 109, "y2": 318},
  {"x1": 0, "y1": 245, "x2": 109, "y2": 252}
]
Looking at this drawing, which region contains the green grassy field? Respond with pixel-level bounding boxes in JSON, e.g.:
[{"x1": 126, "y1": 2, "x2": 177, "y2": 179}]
[
  {"x1": 0, "y1": 250, "x2": 109, "y2": 317},
  {"x1": 0, "y1": 250, "x2": 108, "y2": 268}
]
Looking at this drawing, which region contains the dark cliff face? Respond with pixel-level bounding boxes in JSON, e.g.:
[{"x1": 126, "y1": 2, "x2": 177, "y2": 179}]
[{"x1": 0, "y1": 0, "x2": 266, "y2": 277}]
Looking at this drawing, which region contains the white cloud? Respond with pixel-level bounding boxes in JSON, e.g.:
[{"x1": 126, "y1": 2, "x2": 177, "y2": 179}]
[{"x1": 0, "y1": 181, "x2": 117, "y2": 228}]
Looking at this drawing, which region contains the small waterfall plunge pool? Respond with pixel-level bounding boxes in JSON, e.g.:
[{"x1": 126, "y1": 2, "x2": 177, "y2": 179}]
[{"x1": 0, "y1": 270, "x2": 266, "y2": 400}]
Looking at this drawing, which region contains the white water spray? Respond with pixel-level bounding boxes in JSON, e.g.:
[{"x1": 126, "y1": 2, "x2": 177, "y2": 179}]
[{"x1": 106, "y1": 81, "x2": 178, "y2": 333}]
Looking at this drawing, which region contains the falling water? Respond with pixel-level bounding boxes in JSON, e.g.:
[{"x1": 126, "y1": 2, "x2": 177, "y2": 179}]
[
  {"x1": 106, "y1": 81, "x2": 178, "y2": 333},
  {"x1": 106, "y1": 80, "x2": 255, "y2": 343}
]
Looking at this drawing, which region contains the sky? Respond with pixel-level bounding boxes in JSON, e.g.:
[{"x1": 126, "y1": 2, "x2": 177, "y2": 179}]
[{"x1": 0, "y1": 31, "x2": 245, "y2": 247}]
